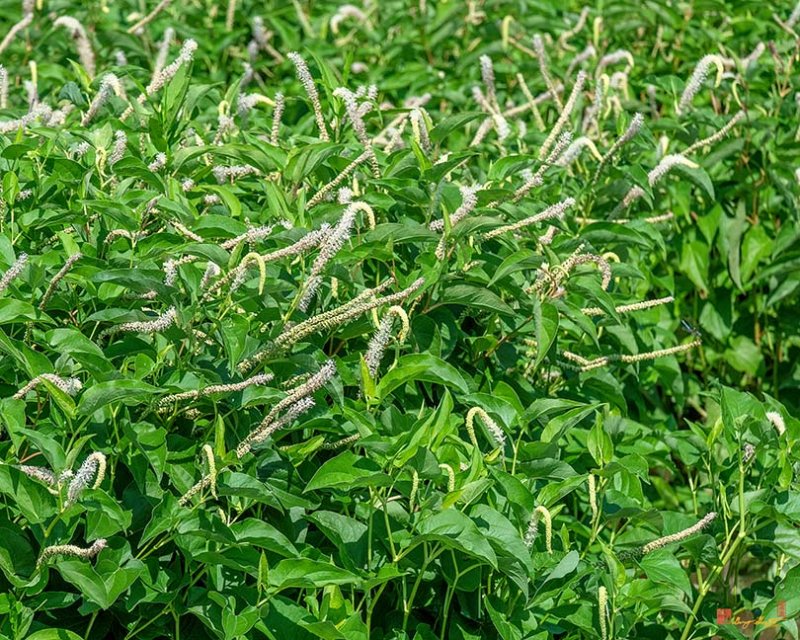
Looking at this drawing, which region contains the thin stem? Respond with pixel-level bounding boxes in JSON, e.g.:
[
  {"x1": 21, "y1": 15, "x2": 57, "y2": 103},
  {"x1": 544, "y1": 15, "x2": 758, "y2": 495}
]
[
  {"x1": 680, "y1": 458, "x2": 747, "y2": 640},
  {"x1": 402, "y1": 545, "x2": 429, "y2": 631},
  {"x1": 84, "y1": 611, "x2": 98, "y2": 639}
]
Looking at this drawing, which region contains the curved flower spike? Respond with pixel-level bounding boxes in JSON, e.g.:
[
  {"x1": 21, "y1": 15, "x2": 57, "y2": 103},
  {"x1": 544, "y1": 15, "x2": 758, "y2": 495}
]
[
  {"x1": 231, "y1": 253, "x2": 267, "y2": 295},
  {"x1": 524, "y1": 505, "x2": 553, "y2": 552},
  {"x1": 641, "y1": 512, "x2": 716, "y2": 555},
  {"x1": 288, "y1": 52, "x2": 329, "y2": 141},
  {"x1": 364, "y1": 305, "x2": 410, "y2": 378},
  {"x1": 179, "y1": 444, "x2": 218, "y2": 505},
  {"x1": 598, "y1": 586, "x2": 609, "y2": 640},
  {"x1": 465, "y1": 407, "x2": 506, "y2": 450},
  {"x1": 37, "y1": 539, "x2": 106, "y2": 568},
  {"x1": 438, "y1": 463, "x2": 455, "y2": 492},
  {"x1": 54, "y1": 16, "x2": 95, "y2": 77},
  {"x1": 65, "y1": 452, "x2": 107, "y2": 506},
  {"x1": 0, "y1": 253, "x2": 28, "y2": 295},
  {"x1": 100, "y1": 307, "x2": 177, "y2": 340},
  {"x1": 13, "y1": 373, "x2": 82, "y2": 400},
  {"x1": 677, "y1": 54, "x2": 726, "y2": 114}
]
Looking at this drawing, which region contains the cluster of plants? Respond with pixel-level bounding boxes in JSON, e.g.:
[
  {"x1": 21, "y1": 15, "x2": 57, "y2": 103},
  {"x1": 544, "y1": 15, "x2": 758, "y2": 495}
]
[{"x1": 0, "y1": 0, "x2": 799, "y2": 638}]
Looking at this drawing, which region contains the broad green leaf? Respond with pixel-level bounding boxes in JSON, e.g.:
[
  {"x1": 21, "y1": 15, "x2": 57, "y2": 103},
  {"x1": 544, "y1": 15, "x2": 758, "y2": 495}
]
[
  {"x1": 542, "y1": 550, "x2": 580, "y2": 584},
  {"x1": 439, "y1": 284, "x2": 514, "y2": 316},
  {"x1": 305, "y1": 452, "x2": 391, "y2": 492},
  {"x1": 533, "y1": 299, "x2": 559, "y2": 368},
  {"x1": 640, "y1": 549, "x2": 692, "y2": 596},
  {"x1": 540, "y1": 404, "x2": 601, "y2": 443},
  {"x1": 414, "y1": 510, "x2": 498, "y2": 568},
  {"x1": 377, "y1": 354, "x2": 469, "y2": 399},
  {"x1": 0, "y1": 466, "x2": 57, "y2": 524},
  {"x1": 78, "y1": 379, "x2": 159, "y2": 415},
  {"x1": 269, "y1": 559, "x2": 360, "y2": 591},
  {"x1": 0, "y1": 300, "x2": 39, "y2": 324},
  {"x1": 25, "y1": 631, "x2": 83, "y2": 640}
]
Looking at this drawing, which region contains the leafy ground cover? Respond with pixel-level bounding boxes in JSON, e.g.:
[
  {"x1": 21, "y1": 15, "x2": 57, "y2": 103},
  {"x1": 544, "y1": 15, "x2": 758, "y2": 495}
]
[{"x1": 0, "y1": 0, "x2": 799, "y2": 638}]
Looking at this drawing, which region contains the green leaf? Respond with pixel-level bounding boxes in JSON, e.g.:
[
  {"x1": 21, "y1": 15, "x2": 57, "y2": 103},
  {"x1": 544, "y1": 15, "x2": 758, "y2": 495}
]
[
  {"x1": 679, "y1": 240, "x2": 709, "y2": 295},
  {"x1": 587, "y1": 416, "x2": 613, "y2": 466},
  {"x1": 414, "y1": 510, "x2": 498, "y2": 568},
  {"x1": 725, "y1": 202, "x2": 747, "y2": 291},
  {"x1": 220, "y1": 315, "x2": 249, "y2": 372},
  {"x1": 78, "y1": 379, "x2": 159, "y2": 415},
  {"x1": 540, "y1": 404, "x2": 601, "y2": 443},
  {"x1": 542, "y1": 550, "x2": 580, "y2": 584},
  {"x1": 25, "y1": 631, "x2": 83, "y2": 640},
  {"x1": 639, "y1": 549, "x2": 692, "y2": 596},
  {"x1": 305, "y1": 452, "x2": 391, "y2": 492},
  {"x1": 285, "y1": 143, "x2": 345, "y2": 183},
  {"x1": 376, "y1": 354, "x2": 470, "y2": 399},
  {"x1": 2, "y1": 172, "x2": 19, "y2": 203},
  {"x1": 0, "y1": 520, "x2": 36, "y2": 586},
  {"x1": 430, "y1": 113, "x2": 484, "y2": 142},
  {"x1": 48, "y1": 328, "x2": 115, "y2": 375},
  {"x1": 533, "y1": 299, "x2": 559, "y2": 368},
  {"x1": 723, "y1": 336, "x2": 763, "y2": 376},
  {"x1": 681, "y1": 164, "x2": 715, "y2": 201},
  {"x1": 93, "y1": 269, "x2": 168, "y2": 295},
  {"x1": 0, "y1": 466, "x2": 57, "y2": 524},
  {"x1": 55, "y1": 562, "x2": 109, "y2": 609},
  {"x1": 472, "y1": 504, "x2": 533, "y2": 582},
  {"x1": 740, "y1": 224, "x2": 773, "y2": 284},
  {"x1": 485, "y1": 596, "x2": 522, "y2": 640},
  {"x1": 203, "y1": 185, "x2": 242, "y2": 218},
  {"x1": 306, "y1": 511, "x2": 368, "y2": 569},
  {"x1": 439, "y1": 284, "x2": 514, "y2": 316},
  {"x1": 269, "y1": 559, "x2": 360, "y2": 591},
  {"x1": 231, "y1": 519, "x2": 298, "y2": 558},
  {"x1": 0, "y1": 300, "x2": 39, "y2": 324}
]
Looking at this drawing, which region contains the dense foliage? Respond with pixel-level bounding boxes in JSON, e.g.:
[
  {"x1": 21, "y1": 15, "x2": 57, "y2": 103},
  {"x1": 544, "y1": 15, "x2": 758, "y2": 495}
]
[{"x1": 0, "y1": 0, "x2": 799, "y2": 638}]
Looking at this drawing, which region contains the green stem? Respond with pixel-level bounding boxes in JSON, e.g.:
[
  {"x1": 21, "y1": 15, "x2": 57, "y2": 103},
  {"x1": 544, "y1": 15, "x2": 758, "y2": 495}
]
[
  {"x1": 402, "y1": 543, "x2": 443, "y2": 631},
  {"x1": 382, "y1": 493, "x2": 397, "y2": 561},
  {"x1": 402, "y1": 544, "x2": 429, "y2": 631},
  {"x1": 367, "y1": 488, "x2": 374, "y2": 572},
  {"x1": 681, "y1": 458, "x2": 747, "y2": 640},
  {"x1": 42, "y1": 512, "x2": 64, "y2": 541},
  {"x1": 439, "y1": 552, "x2": 460, "y2": 640},
  {"x1": 124, "y1": 605, "x2": 172, "y2": 639},
  {"x1": 84, "y1": 611, "x2": 98, "y2": 639},
  {"x1": 679, "y1": 529, "x2": 744, "y2": 640},
  {"x1": 366, "y1": 581, "x2": 388, "y2": 633}
]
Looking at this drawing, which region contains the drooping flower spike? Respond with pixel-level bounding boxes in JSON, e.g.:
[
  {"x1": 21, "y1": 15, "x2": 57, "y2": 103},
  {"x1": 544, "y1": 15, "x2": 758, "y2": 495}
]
[
  {"x1": 122, "y1": 39, "x2": 197, "y2": 120},
  {"x1": 100, "y1": 307, "x2": 177, "y2": 340},
  {"x1": 364, "y1": 305, "x2": 410, "y2": 378},
  {"x1": 621, "y1": 154, "x2": 699, "y2": 208},
  {"x1": 539, "y1": 71, "x2": 587, "y2": 161},
  {"x1": 561, "y1": 340, "x2": 702, "y2": 372},
  {"x1": 14, "y1": 373, "x2": 82, "y2": 399},
  {"x1": 532, "y1": 34, "x2": 563, "y2": 110},
  {"x1": 0, "y1": 13, "x2": 33, "y2": 56},
  {"x1": 54, "y1": 16, "x2": 95, "y2": 77},
  {"x1": 236, "y1": 360, "x2": 337, "y2": 457},
  {"x1": 178, "y1": 444, "x2": 218, "y2": 505},
  {"x1": 464, "y1": 406, "x2": 506, "y2": 450},
  {"x1": 524, "y1": 505, "x2": 553, "y2": 553},
  {"x1": 240, "y1": 278, "x2": 424, "y2": 370},
  {"x1": 677, "y1": 54, "x2": 726, "y2": 114},
  {"x1": 288, "y1": 52, "x2": 330, "y2": 141},
  {"x1": 0, "y1": 253, "x2": 28, "y2": 295},
  {"x1": 37, "y1": 539, "x2": 106, "y2": 568},
  {"x1": 65, "y1": 452, "x2": 107, "y2": 507}
]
